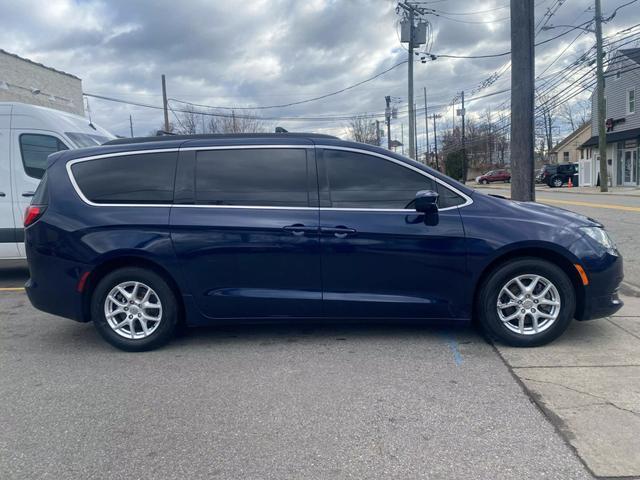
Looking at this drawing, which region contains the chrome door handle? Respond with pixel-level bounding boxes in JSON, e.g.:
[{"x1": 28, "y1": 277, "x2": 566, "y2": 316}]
[
  {"x1": 283, "y1": 224, "x2": 317, "y2": 236},
  {"x1": 22, "y1": 191, "x2": 35, "y2": 197},
  {"x1": 321, "y1": 226, "x2": 357, "y2": 238}
]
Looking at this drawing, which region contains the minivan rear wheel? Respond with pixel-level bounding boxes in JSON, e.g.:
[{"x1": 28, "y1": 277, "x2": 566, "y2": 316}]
[
  {"x1": 477, "y1": 258, "x2": 575, "y2": 347},
  {"x1": 91, "y1": 267, "x2": 178, "y2": 351}
]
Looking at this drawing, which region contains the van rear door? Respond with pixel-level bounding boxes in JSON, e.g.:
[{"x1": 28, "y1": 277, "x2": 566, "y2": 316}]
[
  {"x1": 10, "y1": 130, "x2": 68, "y2": 256},
  {"x1": 0, "y1": 106, "x2": 19, "y2": 258}
]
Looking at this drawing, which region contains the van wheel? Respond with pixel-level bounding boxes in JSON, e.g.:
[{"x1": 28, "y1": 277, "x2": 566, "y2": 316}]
[
  {"x1": 551, "y1": 176, "x2": 564, "y2": 188},
  {"x1": 477, "y1": 258, "x2": 575, "y2": 347},
  {"x1": 91, "y1": 267, "x2": 178, "y2": 351}
]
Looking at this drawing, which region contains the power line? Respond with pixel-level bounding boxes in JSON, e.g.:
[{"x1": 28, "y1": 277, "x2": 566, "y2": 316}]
[{"x1": 170, "y1": 60, "x2": 408, "y2": 111}]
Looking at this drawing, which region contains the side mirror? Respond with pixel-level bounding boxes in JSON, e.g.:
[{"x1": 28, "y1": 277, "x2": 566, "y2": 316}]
[{"x1": 414, "y1": 190, "x2": 439, "y2": 214}]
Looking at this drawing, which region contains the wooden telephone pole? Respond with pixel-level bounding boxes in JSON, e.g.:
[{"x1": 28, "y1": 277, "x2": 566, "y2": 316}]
[{"x1": 510, "y1": 0, "x2": 535, "y2": 201}]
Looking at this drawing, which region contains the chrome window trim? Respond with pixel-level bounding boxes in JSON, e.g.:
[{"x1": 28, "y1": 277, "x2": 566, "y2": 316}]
[
  {"x1": 65, "y1": 144, "x2": 473, "y2": 211},
  {"x1": 315, "y1": 145, "x2": 473, "y2": 212}
]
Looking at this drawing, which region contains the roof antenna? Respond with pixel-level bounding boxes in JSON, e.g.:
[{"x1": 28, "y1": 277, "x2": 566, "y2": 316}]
[
  {"x1": 275, "y1": 126, "x2": 288, "y2": 133},
  {"x1": 84, "y1": 96, "x2": 97, "y2": 130}
]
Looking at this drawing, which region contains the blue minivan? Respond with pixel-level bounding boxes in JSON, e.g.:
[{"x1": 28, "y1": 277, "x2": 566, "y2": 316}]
[{"x1": 24, "y1": 134, "x2": 623, "y2": 351}]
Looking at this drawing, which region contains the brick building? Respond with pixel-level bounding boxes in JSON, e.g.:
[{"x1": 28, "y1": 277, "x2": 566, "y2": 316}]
[{"x1": 0, "y1": 49, "x2": 84, "y2": 116}]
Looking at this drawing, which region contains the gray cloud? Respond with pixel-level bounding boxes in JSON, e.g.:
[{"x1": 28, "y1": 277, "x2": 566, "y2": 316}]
[{"x1": 0, "y1": 0, "x2": 638, "y2": 141}]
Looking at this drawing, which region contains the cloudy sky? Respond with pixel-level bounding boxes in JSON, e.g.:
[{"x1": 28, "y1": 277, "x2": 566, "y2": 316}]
[{"x1": 2, "y1": 0, "x2": 639, "y2": 149}]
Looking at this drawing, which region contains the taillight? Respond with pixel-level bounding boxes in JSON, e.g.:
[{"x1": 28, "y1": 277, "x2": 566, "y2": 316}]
[{"x1": 24, "y1": 205, "x2": 46, "y2": 227}]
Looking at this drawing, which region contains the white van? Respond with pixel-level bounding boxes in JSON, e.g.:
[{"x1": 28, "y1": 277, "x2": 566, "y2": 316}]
[{"x1": 0, "y1": 102, "x2": 115, "y2": 259}]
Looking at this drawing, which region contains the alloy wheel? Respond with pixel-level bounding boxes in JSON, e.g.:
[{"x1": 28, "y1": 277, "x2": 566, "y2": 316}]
[
  {"x1": 496, "y1": 274, "x2": 561, "y2": 335},
  {"x1": 104, "y1": 281, "x2": 163, "y2": 339}
]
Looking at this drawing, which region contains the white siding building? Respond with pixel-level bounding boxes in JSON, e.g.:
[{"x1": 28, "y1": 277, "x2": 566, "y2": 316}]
[
  {"x1": 0, "y1": 49, "x2": 84, "y2": 116},
  {"x1": 580, "y1": 49, "x2": 640, "y2": 187}
]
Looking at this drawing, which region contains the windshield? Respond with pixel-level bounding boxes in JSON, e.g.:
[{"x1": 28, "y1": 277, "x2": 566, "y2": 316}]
[{"x1": 65, "y1": 132, "x2": 111, "y2": 148}]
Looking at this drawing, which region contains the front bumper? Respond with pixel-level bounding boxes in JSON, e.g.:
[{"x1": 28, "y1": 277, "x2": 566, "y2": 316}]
[{"x1": 577, "y1": 253, "x2": 624, "y2": 321}]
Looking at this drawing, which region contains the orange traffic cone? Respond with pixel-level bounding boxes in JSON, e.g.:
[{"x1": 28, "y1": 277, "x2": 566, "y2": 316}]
[{"x1": 568, "y1": 177, "x2": 573, "y2": 188}]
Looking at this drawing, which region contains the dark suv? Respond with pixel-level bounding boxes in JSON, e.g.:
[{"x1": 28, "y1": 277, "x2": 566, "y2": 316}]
[
  {"x1": 539, "y1": 163, "x2": 578, "y2": 187},
  {"x1": 25, "y1": 134, "x2": 623, "y2": 351}
]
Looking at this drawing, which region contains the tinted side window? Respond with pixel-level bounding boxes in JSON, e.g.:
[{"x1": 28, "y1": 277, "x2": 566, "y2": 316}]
[
  {"x1": 323, "y1": 150, "x2": 464, "y2": 209},
  {"x1": 20, "y1": 134, "x2": 69, "y2": 179},
  {"x1": 195, "y1": 149, "x2": 309, "y2": 207},
  {"x1": 71, "y1": 152, "x2": 177, "y2": 204}
]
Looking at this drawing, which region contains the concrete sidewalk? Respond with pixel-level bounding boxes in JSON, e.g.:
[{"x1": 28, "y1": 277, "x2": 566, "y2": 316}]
[{"x1": 496, "y1": 295, "x2": 640, "y2": 478}]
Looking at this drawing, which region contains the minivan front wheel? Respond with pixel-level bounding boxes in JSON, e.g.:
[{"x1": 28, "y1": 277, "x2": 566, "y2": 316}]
[
  {"x1": 91, "y1": 267, "x2": 178, "y2": 351},
  {"x1": 478, "y1": 258, "x2": 575, "y2": 347}
]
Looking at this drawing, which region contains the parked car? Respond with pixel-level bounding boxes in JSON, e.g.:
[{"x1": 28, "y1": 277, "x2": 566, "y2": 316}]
[
  {"x1": 0, "y1": 102, "x2": 114, "y2": 260},
  {"x1": 540, "y1": 163, "x2": 578, "y2": 187},
  {"x1": 475, "y1": 169, "x2": 511, "y2": 184},
  {"x1": 25, "y1": 134, "x2": 623, "y2": 351}
]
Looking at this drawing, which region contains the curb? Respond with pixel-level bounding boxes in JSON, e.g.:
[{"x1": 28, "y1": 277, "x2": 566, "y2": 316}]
[
  {"x1": 474, "y1": 184, "x2": 640, "y2": 198},
  {"x1": 620, "y1": 281, "x2": 640, "y2": 298}
]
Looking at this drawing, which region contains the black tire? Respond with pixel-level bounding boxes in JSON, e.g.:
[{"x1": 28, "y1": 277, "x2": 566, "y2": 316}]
[
  {"x1": 91, "y1": 267, "x2": 178, "y2": 351},
  {"x1": 550, "y1": 176, "x2": 564, "y2": 188},
  {"x1": 477, "y1": 258, "x2": 575, "y2": 347}
]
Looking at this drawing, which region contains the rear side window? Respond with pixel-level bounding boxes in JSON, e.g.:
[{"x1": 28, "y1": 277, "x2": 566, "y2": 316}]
[
  {"x1": 322, "y1": 149, "x2": 465, "y2": 209},
  {"x1": 195, "y1": 149, "x2": 309, "y2": 207},
  {"x1": 20, "y1": 134, "x2": 69, "y2": 179},
  {"x1": 71, "y1": 152, "x2": 177, "y2": 204}
]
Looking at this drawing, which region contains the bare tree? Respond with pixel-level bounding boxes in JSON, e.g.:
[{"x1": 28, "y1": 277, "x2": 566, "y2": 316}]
[
  {"x1": 203, "y1": 110, "x2": 268, "y2": 134},
  {"x1": 559, "y1": 98, "x2": 591, "y2": 131},
  {"x1": 347, "y1": 116, "x2": 379, "y2": 145},
  {"x1": 175, "y1": 105, "x2": 199, "y2": 135}
]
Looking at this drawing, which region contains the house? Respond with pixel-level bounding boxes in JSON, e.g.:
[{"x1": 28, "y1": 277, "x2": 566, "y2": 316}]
[
  {"x1": 580, "y1": 48, "x2": 639, "y2": 187},
  {"x1": 549, "y1": 123, "x2": 590, "y2": 164},
  {"x1": 0, "y1": 49, "x2": 84, "y2": 116}
]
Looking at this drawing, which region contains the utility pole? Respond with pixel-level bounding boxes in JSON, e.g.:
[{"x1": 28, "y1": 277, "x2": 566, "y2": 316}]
[
  {"x1": 129, "y1": 114, "x2": 134, "y2": 137},
  {"x1": 407, "y1": 8, "x2": 415, "y2": 159},
  {"x1": 432, "y1": 113, "x2": 440, "y2": 171},
  {"x1": 398, "y1": 2, "x2": 428, "y2": 160},
  {"x1": 401, "y1": 123, "x2": 405, "y2": 155},
  {"x1": 385, "y1": 96, "x2": 392, "y2": 150},
  {"x1": 460, "y1": 91, "x2": 467, "y2": 183},
  {"x1": 414, "y1": 103, "x2": 418, "y2": 160},
  {"x1": 510, "y1": 0, "x2": 536, "y2": 201},
  {"x1": 595, "y1": 0, "x2": 608, "y2": 192},
  {"x1": 376, "y1": 120, "x2": 381, "y2": 146},
  {"x1": 424, "y1": 86, "x2": 430, "y2": 161},
  {"x1": 161, "y1": 74, "x2": 169, "y2": 132}
]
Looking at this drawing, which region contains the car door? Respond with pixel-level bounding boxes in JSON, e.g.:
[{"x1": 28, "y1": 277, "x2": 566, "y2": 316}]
[
  {"x1": 11, "y1": 130, "x2": 68, "y2": 256},
  {"x1": 170, "y1": 144, "x2": 322, "y2": 321},
  {"x1": 317, "y1": 147, "x2": 469, "y2": 319}
]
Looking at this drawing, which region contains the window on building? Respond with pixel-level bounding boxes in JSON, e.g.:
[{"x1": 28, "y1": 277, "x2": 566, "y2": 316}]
[
  {"x1": 19, "y1": 134, "x2": 69, "y2": 179},
  {"x1": 616, "y1": 70, "x2": 621, "y2": 80},
  {"x1": 628, "y1": 88, "x2": 636, "y2": 114},
  {"x1": 563, "y1": 152, "x2": 570, "y2": 162},
  {"x1": 71, "y1": 152, "x2": 177, "y2": 204},
  {"x1": 195, "y1": 149, "x2": 309, "y2": 207}
]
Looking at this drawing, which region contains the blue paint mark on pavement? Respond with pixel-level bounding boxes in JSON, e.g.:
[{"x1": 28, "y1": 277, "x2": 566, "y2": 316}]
[{"x1": 447, "y1": 336, "x2": 463, "y2": 366}]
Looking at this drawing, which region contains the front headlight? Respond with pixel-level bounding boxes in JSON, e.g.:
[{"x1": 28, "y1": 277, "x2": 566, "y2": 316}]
[{"x1": 580, "y1": 226, "x2": 617, "y2": 254}]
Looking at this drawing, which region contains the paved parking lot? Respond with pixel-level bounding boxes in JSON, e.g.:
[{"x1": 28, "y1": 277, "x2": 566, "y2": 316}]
[{"x1": 1, "y1": 278, "x2": 592, "y2": 480}]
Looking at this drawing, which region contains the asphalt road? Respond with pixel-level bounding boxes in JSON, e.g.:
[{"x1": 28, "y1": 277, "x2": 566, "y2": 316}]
[
  {"x1": 0, "y1": 291, "x2": 590, "y2": 479},
  {"x1": 475, "y1": 185, "x2": 640, "y2": 292}
]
